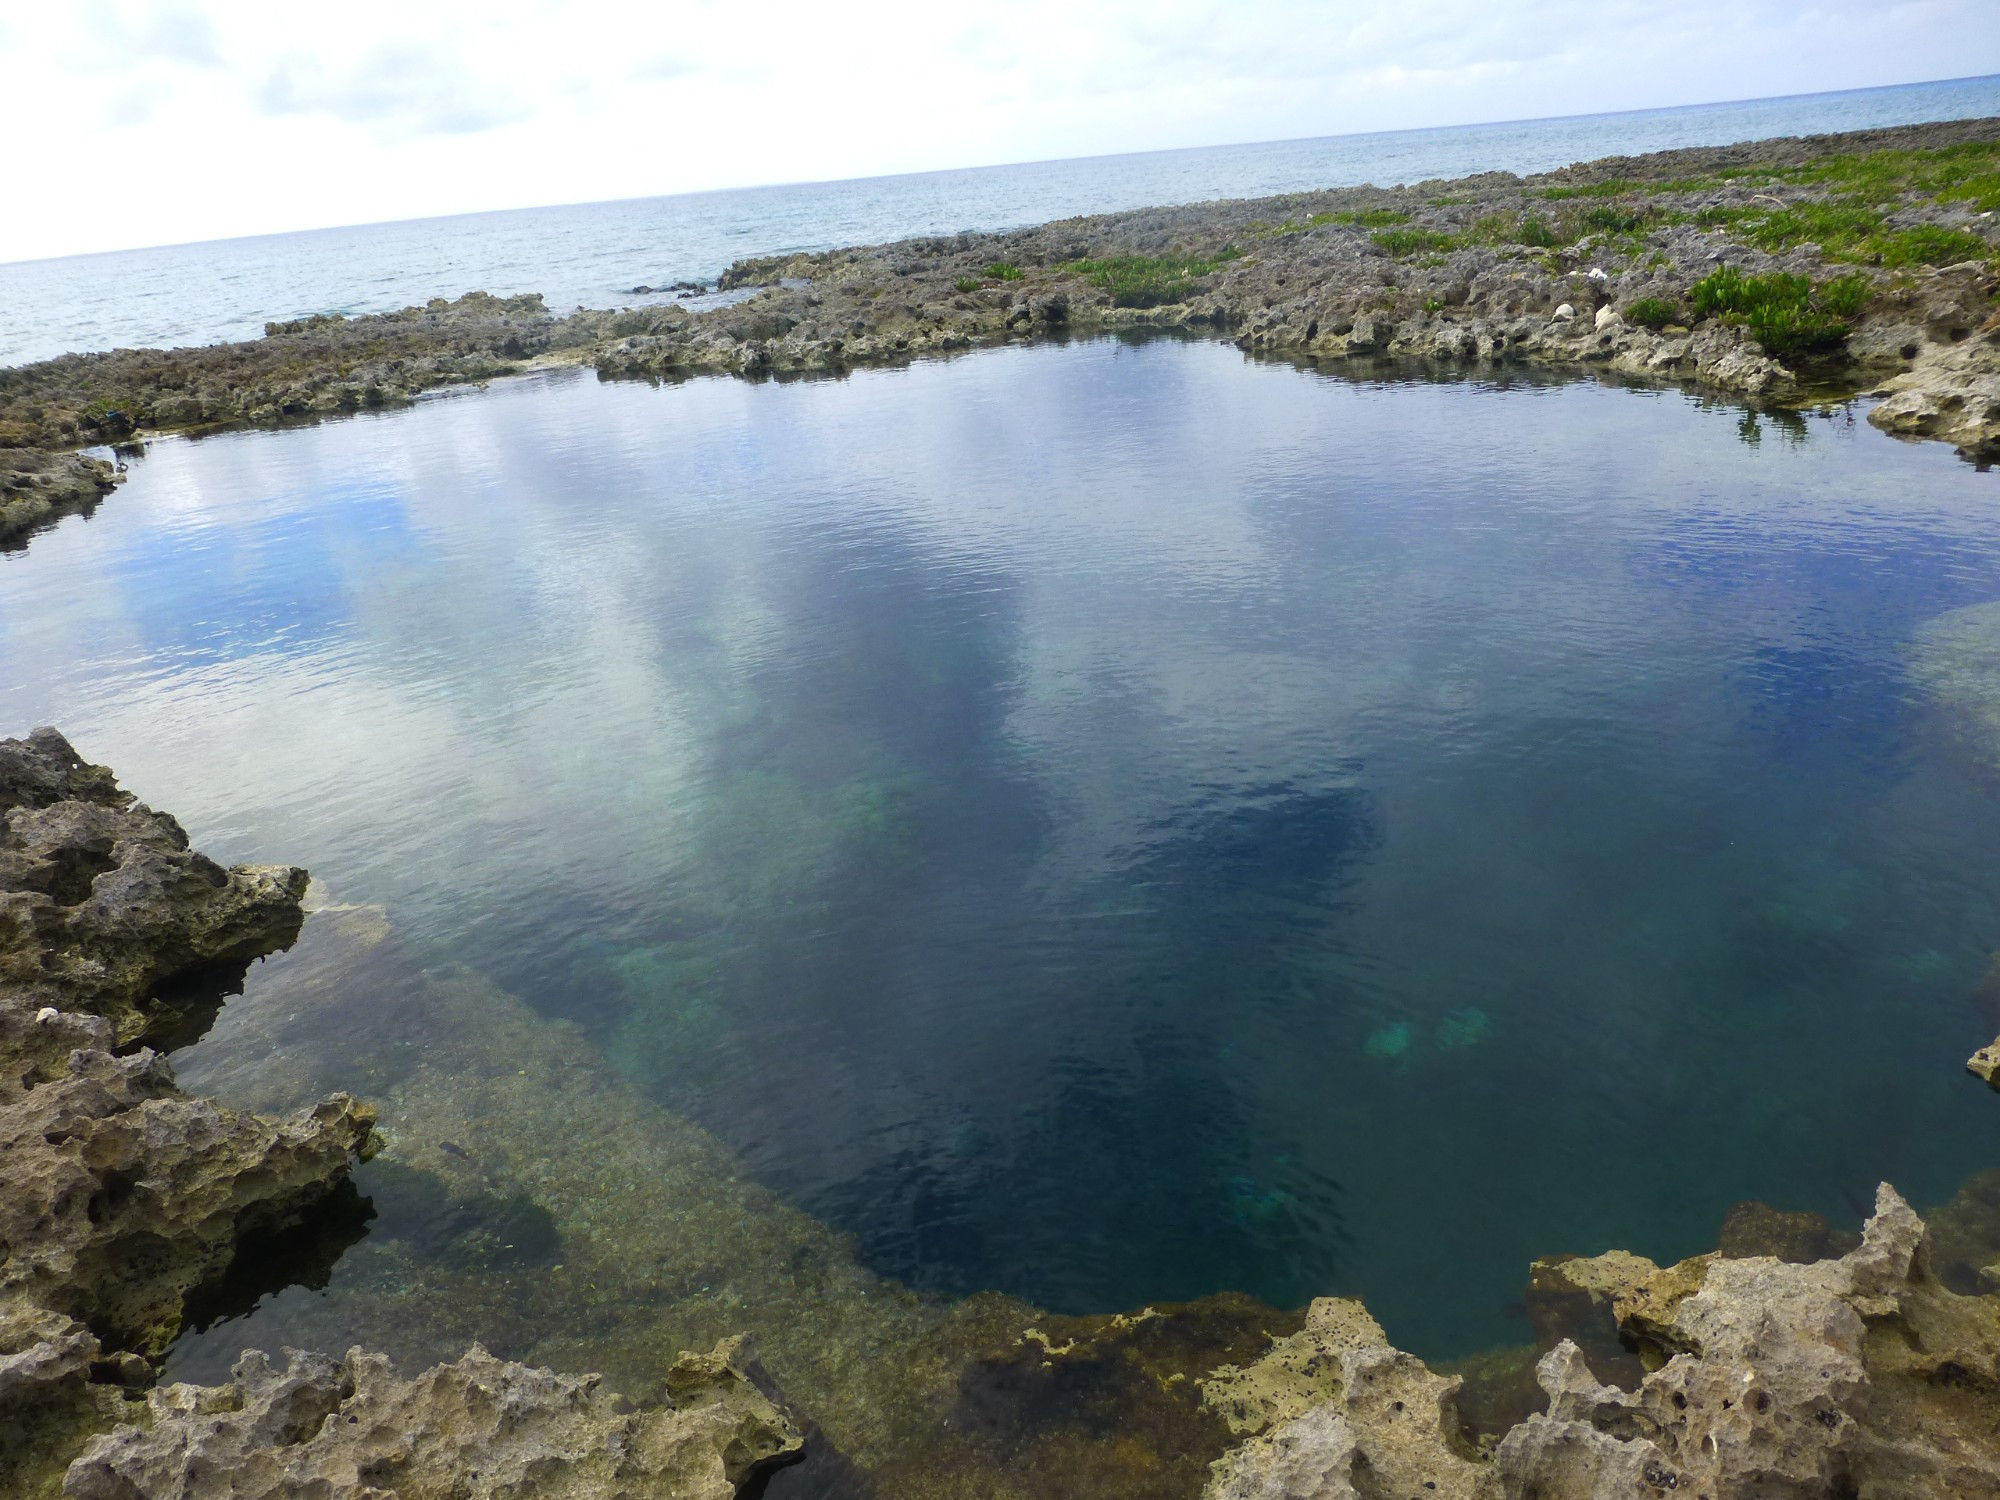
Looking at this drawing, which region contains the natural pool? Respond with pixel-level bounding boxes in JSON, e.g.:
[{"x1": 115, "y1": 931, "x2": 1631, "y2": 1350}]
[{"x1": 6, "y1": 336, "x2": 2000, "y2": 1421}]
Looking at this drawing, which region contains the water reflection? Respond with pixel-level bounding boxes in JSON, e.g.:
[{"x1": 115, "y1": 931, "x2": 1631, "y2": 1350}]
[{"x1": 5, "y1": 339, "x2": 2000, "y2": 1365}]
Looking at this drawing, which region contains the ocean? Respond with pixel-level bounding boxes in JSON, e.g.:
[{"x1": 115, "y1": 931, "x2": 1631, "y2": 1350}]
[{"x1": 3, "y1": 73, "x2": 1998, "y2": 368}]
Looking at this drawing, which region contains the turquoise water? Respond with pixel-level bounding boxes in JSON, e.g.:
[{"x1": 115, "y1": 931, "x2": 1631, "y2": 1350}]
[
  {"x1": 6, "y1": 341, "x2": 2000, "y2": 1357},
  {"x1": 3, "y1": 74, "x2": 1998, "y2": 366}
]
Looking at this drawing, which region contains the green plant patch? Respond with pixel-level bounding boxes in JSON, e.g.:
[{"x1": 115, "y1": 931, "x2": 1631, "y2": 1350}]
[
  {"x1": 1065, "y1": 249, "x2": 1243, "y2": 307},
  {"x1": 1690, "y1": 265, "x2": 1865, "y2": 357},
  {"x1": 954, "y1": 276, "x2": 981, "y2": 294},
  {"x1": 1623, "y1": 297, "x2": 1680, "y2": 330},
  {"x1": 1578, "y1": 203, "x2": 1652, "y2": 234},
  {"x1": 1372, "y1": 227, "x2": 1460, "y2": 256},
  {"x1": 982, "y1": 262, "x2": 1024, "y2": 280}
]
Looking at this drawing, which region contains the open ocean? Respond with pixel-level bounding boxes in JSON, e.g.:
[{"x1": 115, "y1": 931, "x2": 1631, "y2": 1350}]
[{"x1": 4, "y1": 73, "x2": 1999, "y2": 368}]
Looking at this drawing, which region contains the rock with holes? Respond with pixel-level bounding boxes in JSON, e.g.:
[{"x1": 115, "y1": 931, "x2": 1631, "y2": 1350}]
[
  {"x1": 1204, "y1": 1317, "x2": 1493, "y2": 1500},
  {"x1": 0, "y1": 728, "x2": 309, "y2": 1045},
  {"x1": 62, "y1": 1338, "x2": 804, "y2": 1500},
  {"x1": 0, "y1": 1020, "x2": 374, "y2": 1356}
]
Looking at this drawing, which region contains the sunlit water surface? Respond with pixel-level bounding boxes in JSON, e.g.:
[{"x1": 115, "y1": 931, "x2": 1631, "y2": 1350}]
[{"x1": 6, "y1": 339, "x2": 2000, "y2": 1359}]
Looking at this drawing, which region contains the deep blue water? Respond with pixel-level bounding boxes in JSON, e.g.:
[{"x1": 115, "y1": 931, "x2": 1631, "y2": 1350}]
[
  {"x1": 3, "y1": 74, "x2": 1998, "y2": 366},
  {"x1": 6, "y1": 341, "x2": 2000, "y2": 1356}
]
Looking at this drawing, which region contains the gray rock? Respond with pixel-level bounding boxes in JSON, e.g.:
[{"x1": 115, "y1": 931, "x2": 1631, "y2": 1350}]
[{"x1": 63, "y1": 1338, "x2": 804, "y2": 1500}]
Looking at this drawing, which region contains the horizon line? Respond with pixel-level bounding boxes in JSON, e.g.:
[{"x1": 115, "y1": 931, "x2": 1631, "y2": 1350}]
[{"x1": 6, "y1": 70, "x2": 1997, "y2": 271}]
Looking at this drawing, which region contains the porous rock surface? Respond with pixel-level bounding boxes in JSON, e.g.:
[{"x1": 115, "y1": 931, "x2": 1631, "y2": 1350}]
[
  {"x1": 62, "y1": 1336, "x2": 803, "y2": 1500},
  {"x1": 0, "y1": 726, "x2": 311, "y2": 1044},
  {"x1": 1206, "y1": 1185, "x2": 2000, "y2": 1499}
]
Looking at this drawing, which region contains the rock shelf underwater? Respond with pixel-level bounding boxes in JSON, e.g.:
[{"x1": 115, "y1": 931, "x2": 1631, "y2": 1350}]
[{"x1": 14, "y1": 726, "x2": 2000, "y2": 1496}]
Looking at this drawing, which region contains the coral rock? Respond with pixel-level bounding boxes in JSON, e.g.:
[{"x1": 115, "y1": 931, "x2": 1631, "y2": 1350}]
[{"x1": 63, "y1": 1339, "x2": 804, "y2": 1500}]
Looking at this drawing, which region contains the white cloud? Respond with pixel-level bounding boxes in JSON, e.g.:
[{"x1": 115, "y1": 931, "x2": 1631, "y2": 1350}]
[
  {"x1": 255, "y1": 44, "x2": 532, "y2": 137},
  {"x1": 0, "y1": 0, "x2": 1995, "y2": 261}
]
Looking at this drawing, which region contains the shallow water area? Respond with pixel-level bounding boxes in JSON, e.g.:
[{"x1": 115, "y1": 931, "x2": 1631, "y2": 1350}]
[{"x1": 7, "y1": 339, "x2": 2000, "y2": 1444}]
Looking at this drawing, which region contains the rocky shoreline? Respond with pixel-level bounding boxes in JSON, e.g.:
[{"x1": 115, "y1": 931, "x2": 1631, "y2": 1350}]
[
  {"x1": 7, "y1": 116, "x2": 2000, "y2": 551},
  {"x1": 7, "y1": 726, "x2": 2000, "y2": 1497}
]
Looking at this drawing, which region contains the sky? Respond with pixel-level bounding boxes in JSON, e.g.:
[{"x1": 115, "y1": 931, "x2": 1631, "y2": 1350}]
[{"x1": 4, "y1": 0, "x2": 1999, "y2": 264}]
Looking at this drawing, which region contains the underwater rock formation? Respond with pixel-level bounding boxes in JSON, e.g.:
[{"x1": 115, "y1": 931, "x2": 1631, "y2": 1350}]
[
  {"x1": 0, "y1": 727, "x2": 310, "y2": 1045},
  {"x1": 62, "y1": 1338, "x2": 802, "y2": 1500},
  {"x1": 0, "y1": 730, "x2": 811, "y2": 1500}
]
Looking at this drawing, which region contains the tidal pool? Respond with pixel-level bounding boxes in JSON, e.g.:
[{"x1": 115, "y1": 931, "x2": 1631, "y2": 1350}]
[{"x1": 6, "y1": 336, "x2": 2000, "y2": 1381}]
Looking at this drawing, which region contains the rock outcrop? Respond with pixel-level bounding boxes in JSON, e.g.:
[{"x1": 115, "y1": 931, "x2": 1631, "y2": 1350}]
[
  {"x1": 1, "y1": 450, "x2": 121, "y2": 552},
  {"x1": 1205, "y1": 1185, "x2": 2000, "y2": 1499},
  {"x1": 0, "y1": 727, "x2": 310, "y2": 1045},
  {"x1": 62, "y1": 1337, "x2": 803, "y2": 1500}
]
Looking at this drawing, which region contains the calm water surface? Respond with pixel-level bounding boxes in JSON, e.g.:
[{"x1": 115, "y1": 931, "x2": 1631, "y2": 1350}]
[
  {"x1": 4, "y1": 74, "x2": 1997, "y2": 365},
  {"x1": 6, "y1": 340, "x2": 2000, "y2": 1356}
]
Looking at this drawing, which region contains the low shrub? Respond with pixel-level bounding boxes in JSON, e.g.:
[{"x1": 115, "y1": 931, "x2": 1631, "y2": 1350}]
[
  {"x1": 953, "y1": 276, "x2": 981, "y2": 294},
  {"x1": 982, "y1": 262, "x2": 1024, "y2": 281},
  {"x1": 1689, "y1": 265, "x2": 1861, "y2": 357},
  {"x1": 1624, "y1": 297, "x2": 1679, "y2": 330}
]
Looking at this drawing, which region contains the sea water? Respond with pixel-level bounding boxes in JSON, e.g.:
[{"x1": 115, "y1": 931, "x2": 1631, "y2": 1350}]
[
  {"x1": 4, "y1": 338, "x2": 2000, "y2": 1360},
  {"x1": 3, "y1": 74, "x2": 1999, "y2": 366}
]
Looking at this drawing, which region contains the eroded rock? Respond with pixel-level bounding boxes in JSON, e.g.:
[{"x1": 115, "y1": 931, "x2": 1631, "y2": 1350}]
[
  {"x1": 63, "y1": 1338, "x2": 804, "y2": 1500},
  {"x1": 0, "y1": 728, "x2": 309, "y2": 1045}
]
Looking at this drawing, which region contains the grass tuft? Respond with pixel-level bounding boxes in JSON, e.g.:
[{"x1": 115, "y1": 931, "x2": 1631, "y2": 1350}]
[
  {"x1": 982, "y1": 262, "x2": 1024, "y2": 281},
  {"x1": 1066, "y1": 249, "x2": 1243, "y2": 307}
]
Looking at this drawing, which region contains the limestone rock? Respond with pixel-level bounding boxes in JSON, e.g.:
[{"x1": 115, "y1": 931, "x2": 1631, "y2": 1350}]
[
  {"x1": 0, "y1": 728, "x2": 309, "y2": 1044},
  {"x1": 1969, "y1": 1036, "x2": 2000, "y2": 1088},
  {"x1": 0, "y1": 1029, "x2": 375, "y2": 1354},
  {"x1": 1203, "y1": 1306, "x2": 1490, "y2": 1500},
  {"x1": 1200, "y1": 1297, "x2": 1388, "y2": 1434},
  {"x1": 63, "y1": 1339, "x2": 804, "y2": 1500}
]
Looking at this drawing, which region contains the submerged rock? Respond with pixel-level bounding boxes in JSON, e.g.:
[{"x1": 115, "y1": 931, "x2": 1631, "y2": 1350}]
[{"x1": 63, "y1": 1338, "x2": 803, "y2": 1500}]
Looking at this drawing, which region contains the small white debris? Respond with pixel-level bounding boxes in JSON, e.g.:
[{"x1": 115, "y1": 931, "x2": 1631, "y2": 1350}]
[
  {"x1": 1586, "y1": 267, "x2": 1609, "y2": 281},
  {"x1": 1553, "y1": 303, "x2": 1577, "y2": 321},
  {"x1": 34, "y1": 1007, "x2": 59, "y2": 1025}
]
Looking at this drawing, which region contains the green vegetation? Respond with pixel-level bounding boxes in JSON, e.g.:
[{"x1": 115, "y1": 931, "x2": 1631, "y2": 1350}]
[
  {"x1": 1690, "y1": 200, "x2": 1989, "y2": 268},
  {"x1": 982, "y1": 261, "x2": 1024, "y2": 280},
  {"x1": 1372, "y1": 227, "x2": 1459, "y2": 255},
  {"x1": 953, "y1": 276, "x2": 982, "y2": 293},
  {"x1": 1539, "y1": 178, "x2": 1639, "y2": 200},
  {"x1": 1623, "y1": 297, "x2": 1680, "y2": 330},
  {"x1": 1066, "y1": 249, "x2": 1243, "y2": 307},
  {"x1": 1578, "y1": 203, "x2": 1653, "y2": 234},
  {"x1": 1689, "y1": 266, "x2": 1866, "y2": 357}
]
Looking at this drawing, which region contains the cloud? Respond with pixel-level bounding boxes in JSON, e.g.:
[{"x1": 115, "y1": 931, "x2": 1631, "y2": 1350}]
[
  {"x1": 254, "y1": 42, "x2": 532, "y2": 137},
  {"x1": 73, "y1": 0, "x2": 223, "y2": 70},
  {"x1": 629, "y1": 52, "x2": 697, "y2": 82}
]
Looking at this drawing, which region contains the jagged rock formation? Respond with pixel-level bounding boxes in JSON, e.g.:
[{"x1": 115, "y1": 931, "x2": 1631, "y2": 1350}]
[
  {"x1": 61, "y1": 1337, "x2": 803, "y2": 1500},
  {"x1": 0, "y1": 726, "x2": 310, "y2": 1045},
  {"x1": 1204, "y1": 1186, "x2": 2000, "y2": 1499}
]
